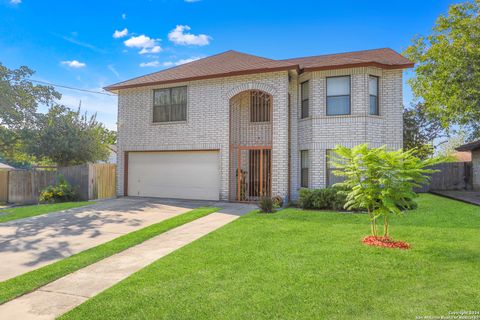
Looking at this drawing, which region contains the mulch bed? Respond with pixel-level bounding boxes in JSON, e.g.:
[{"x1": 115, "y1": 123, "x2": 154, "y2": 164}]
[{"x1": 362, "y1": 236, "x2": 411, "y2": 250}]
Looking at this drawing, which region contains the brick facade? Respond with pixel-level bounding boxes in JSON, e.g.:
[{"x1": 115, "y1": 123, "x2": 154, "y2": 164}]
[
  {"x1": 116, "y1": 67, "x2": 404, "y2": 201},
  {"x1": 472, "y1": 150, "x2": 480, "y2": 191}
]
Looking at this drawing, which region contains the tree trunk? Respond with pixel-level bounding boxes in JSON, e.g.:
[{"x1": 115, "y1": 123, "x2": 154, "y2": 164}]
[{"x1": 383, "y1": 215, "x2": 389, "y2": 237}]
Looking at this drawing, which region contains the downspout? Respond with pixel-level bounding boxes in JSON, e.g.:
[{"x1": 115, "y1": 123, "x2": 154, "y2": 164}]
[{"x1": 287, "y1": 74, "x2": 292, "y2": 204}]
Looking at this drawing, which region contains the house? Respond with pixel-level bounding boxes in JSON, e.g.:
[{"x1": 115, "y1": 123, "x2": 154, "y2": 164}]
[
  {"x1": 0, "y1": 162, "x2": 15, "y2": 171},
  {"x1": 97, "y1": 145, "x2": 117, "y2": 164},
  {"x1": 456, "y1": 140, "x2": 480, "y2": 191},
  {"x1": 105, "y1": 48, "x2": 413, "y2": 202}
]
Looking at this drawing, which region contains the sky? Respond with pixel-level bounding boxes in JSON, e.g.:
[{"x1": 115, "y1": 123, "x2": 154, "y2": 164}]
[{"x1": 0, "y1": 0, "x2": 457, "y2": 130}]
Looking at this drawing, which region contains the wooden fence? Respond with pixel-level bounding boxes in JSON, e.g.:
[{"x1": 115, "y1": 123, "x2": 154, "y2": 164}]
[
  {"x1": 2, "y1": 164, "x2": 116, "y2": 204},
  {"x1": 0, "y1": 171, "x2": 8, "y2": 203},
  {"x1": 416, "y1": 162, "x2": 472, "y2": 193}
]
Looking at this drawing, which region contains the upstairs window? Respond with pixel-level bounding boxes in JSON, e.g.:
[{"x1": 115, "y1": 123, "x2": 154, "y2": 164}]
[
  {"x1": 326, "y1": 76, "x2": 351, "y2": 115},
  {"x1": 300, "y1": 150, "x2": 309, "y2": 188},
  {"x1": 153, "y1": 86, "x2": 187, "y2": 123},
  {"x1": 250, "y1": 90, "x2": 271, "y2": 122},
  {"x1": 300, "y1": 81, "x2": 309, "y2": 119},
  {"x1": 369, "y1": 76, "x2": 379, "y2": 115}
]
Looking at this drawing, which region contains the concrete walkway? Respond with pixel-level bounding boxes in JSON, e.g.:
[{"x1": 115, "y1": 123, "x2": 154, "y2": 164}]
[
  {"x1": 0, "y1": 197, "x2": 213, "y2": 281},
  {"x1": 0, "y1": 202, "x2": 254, "y2": 320},
  {"x1": 432, "y1": 190, "x2": 480, "y2": 206}
]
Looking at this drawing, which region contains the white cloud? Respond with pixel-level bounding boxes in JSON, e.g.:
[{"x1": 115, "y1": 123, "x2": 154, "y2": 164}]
[
  {"x1": 139, "y1": 61, "x2": 160, "y2": 67},
  {"x1": 61, "y1": 60, "x2": 86, "y2": 68},
  {"x1": 10, "y1": 0, "x2": 21, "y2": 4},
  {"x1": 168, "y1": 25, "x2": 211, "y2": 46},
  {"x1": 124, "y1": 35, "x2": 162, "y2": 54},
  {"x1": 162, "y1": 61, "x2": 174, "y2": 67},
  {"x1": 122, "y1": 13, "x2": 126, "y2": 20},
  {"x1": 113, "y1": 28, "x2": 128, "y2": 39},
  {"x1": 124, "y1": 35, "x2": 156, "y2": 48},
  {"x1": 174, "y1": 57, "x2": 202, "y2": 65},
  {"x1": 139, "y1": 45, "x2": 161, "y2": 54}
]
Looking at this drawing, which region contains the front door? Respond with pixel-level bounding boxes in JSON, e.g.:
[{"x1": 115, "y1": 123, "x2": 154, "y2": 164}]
[{"x1": 235, "y1": 147, "x2": 271, "y2": 201}]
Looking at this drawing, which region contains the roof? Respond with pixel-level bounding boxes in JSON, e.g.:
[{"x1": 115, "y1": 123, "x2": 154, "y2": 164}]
[
  {"x1": 105, "y1": 48, "x2": 413, "y2": 91},
  {"x1": 456, "y1": 140, "x2": 480, "y2": 152},
  {"x1": 0, "y1": 162, "x2": 14, "y2": 170}
]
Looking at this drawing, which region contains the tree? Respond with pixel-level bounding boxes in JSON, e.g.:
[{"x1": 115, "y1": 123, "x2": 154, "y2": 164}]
[
  {"x1": 0, "y1": 63, "x2": 60, "y2": 166},
  {"x1": 436, "y1": 131, "x2": 468, "y2": 157},
  {"x1": 332, "y1": 144, "x2": 443, "y2": 238},
  {"x1": 403, "y1": 103, "x2": 447, "y2": 159},
  {"x1": 405, "y1": 0, "x2": 480, "y2": 140},
  {"x1": 26, "y1": 105, "x2": 113, "y2": 166}
]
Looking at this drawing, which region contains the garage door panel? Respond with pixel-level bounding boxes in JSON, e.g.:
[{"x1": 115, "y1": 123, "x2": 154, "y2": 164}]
[{"x1": 128, "y1": 151, "x2": 219, "y2": 200}]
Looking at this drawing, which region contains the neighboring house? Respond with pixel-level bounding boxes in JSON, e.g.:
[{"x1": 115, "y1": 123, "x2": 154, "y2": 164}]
[
  {"x1": 451, "y1": 151, "x2": 471, "y2": 162},
  {"x1": 105, "y1": 48, "x2": 413, "y2": 202},
  {"x1": 456, "y1": 140, "x2": 480, "y2": 191},
  {"x1": 0, "y1": 162, "x2": 15, "y2": 171},
  {"x1": 98, "y1": 145, "x2": 117, "y2": 164}
]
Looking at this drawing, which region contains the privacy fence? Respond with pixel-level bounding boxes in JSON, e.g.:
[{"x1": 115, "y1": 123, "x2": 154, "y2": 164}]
[
  {"x1": 0, "y1": 164, "x2": 116, "y2": 204},
  {"x1": 416, "y1": 162, "x2": 472, "y2": 193}
]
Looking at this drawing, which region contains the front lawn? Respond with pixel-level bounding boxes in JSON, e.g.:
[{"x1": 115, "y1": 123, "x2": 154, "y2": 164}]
[
  {"x1": 61, "y1": 194, "x2": 480, "y2": 320},
  {"x1": 0, "y1": 202, "x2": 92, "y2": 223}
]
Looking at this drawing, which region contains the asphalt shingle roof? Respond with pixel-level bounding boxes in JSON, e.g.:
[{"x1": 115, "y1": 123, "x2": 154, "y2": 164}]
[{"x1": 105, "y1": 48, "x2": 413, "y2": 91}]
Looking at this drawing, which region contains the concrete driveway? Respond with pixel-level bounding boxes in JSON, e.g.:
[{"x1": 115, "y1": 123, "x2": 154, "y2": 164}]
[{"x1": 0, "y1": 197, "x2": 223, "y2": 281}]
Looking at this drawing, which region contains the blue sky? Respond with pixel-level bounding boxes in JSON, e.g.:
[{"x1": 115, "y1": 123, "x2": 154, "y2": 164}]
[{"x1": 0, "y1": 0, "x2": 456, "y2": 129}]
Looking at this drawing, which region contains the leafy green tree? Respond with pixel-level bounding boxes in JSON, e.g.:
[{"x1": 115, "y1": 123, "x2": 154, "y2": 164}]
[
  {"x1": 27, "y1": 105, "x2": 113, "y2": 166},
  {"x1": 331, "y1": 144, "x2": 444, "y2": 238},
  {"x1": 0, "y1": 63, "x2": 60, "y2": 166},
  {"x1": 405, "y1": 0, "x2": 480, "y2": 139},
  {"x1": 437, "y1": 132, "x2": 468, "y2": 158},
  {"x1": 403, "y1": 103, "x2": 446, "y2": 159}
]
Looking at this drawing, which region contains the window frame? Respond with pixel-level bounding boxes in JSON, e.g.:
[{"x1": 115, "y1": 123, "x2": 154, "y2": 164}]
[
  {"x1": 300, "y1": 150, "x2": 309, "y2": 188},
  {"x1": 326, "y1": 75, "x2": 351, "y2": 116},
  {"x1": 369, "y1": 75, "x2": 379, "y2": 116},
  {"x1": 152, "y1": 86, "x2": 187, "y2": 123},
  {"x1": 250, "y1": 90, "x2": 271, "y2": 123},
  {"x1": 326, "y1": 149, "x2": 346, "y2": 187},
  {"x1": 300, "y1": 81, "x2": 309, "y2": 119}
]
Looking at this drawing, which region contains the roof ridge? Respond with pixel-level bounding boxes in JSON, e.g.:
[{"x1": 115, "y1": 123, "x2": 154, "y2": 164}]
[{"x1": 280, "y1": 47, "x2": 392, "y2": 61}]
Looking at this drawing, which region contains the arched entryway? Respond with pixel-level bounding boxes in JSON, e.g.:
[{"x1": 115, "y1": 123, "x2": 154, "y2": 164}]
[{"x1": 229, "y1": 90, "x2": 272, "y2": 201}]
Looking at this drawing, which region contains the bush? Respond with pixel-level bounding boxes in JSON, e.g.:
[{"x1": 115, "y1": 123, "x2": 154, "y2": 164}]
[
  {"x1": 272, "y1": 196, "x2": 284, "y2": 208},
  {"x1": 297, "y1": 187, "x2": 347, "y2": 211},
  {"x1": 39, "y1": 176, "x2": 78, "y2": 203},
  {"x1": 258, "y1": 196, "x2": 275, "y2": 213}
]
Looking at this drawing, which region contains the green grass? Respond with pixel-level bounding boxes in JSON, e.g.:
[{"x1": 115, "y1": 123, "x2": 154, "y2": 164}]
[
  {"x1": 61, "y1": 194, "x2": 480, "y2": 320},
  {"x1": 0, "y1": 202, "x2": 92, "y2": 223},
  {"x1": 0, "y1": 206, "x2": 219, "y2": 304}
]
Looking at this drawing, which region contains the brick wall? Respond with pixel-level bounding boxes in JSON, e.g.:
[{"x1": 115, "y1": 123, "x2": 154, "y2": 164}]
[
  {"x1": 288, "y1": 67, "x2": 404, "y2": 199},
  {"x1": 116, "y1": 71, "x2": 288, "y2": 200},
  {"x1": 473, "y1": 150, "x2": 480, "y2": 191},
  {"x1": 116, "y1": 66, "x2": 404, "y2": 202}
]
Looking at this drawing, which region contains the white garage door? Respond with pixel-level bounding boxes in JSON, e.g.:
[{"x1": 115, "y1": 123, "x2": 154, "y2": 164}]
[{"x1": 128, "y1": 151, "x2": 220, "y2": 200}]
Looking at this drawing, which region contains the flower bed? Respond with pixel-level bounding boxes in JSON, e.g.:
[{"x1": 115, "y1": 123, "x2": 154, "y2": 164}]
[{"x1": 362, "y1": 236, "x2": 411, "y2": 250}]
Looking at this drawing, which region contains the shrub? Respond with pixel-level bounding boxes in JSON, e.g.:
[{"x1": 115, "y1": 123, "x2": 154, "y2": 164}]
[
  {"x1": 39, "y1": 175, "x2": 78, "y2": 203},
  {"x1": 298, "y1": 187, "x2": 347, "y2": 210},
  {"x1": 331, "y1": 144, "x2": 444, "y2": 237},
  {"x1": 258, "y1": 196, "x2": 275, "y2": 213},
  {"x1": 272, "y1": 196, "x2": 284, "y2": 208}
]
